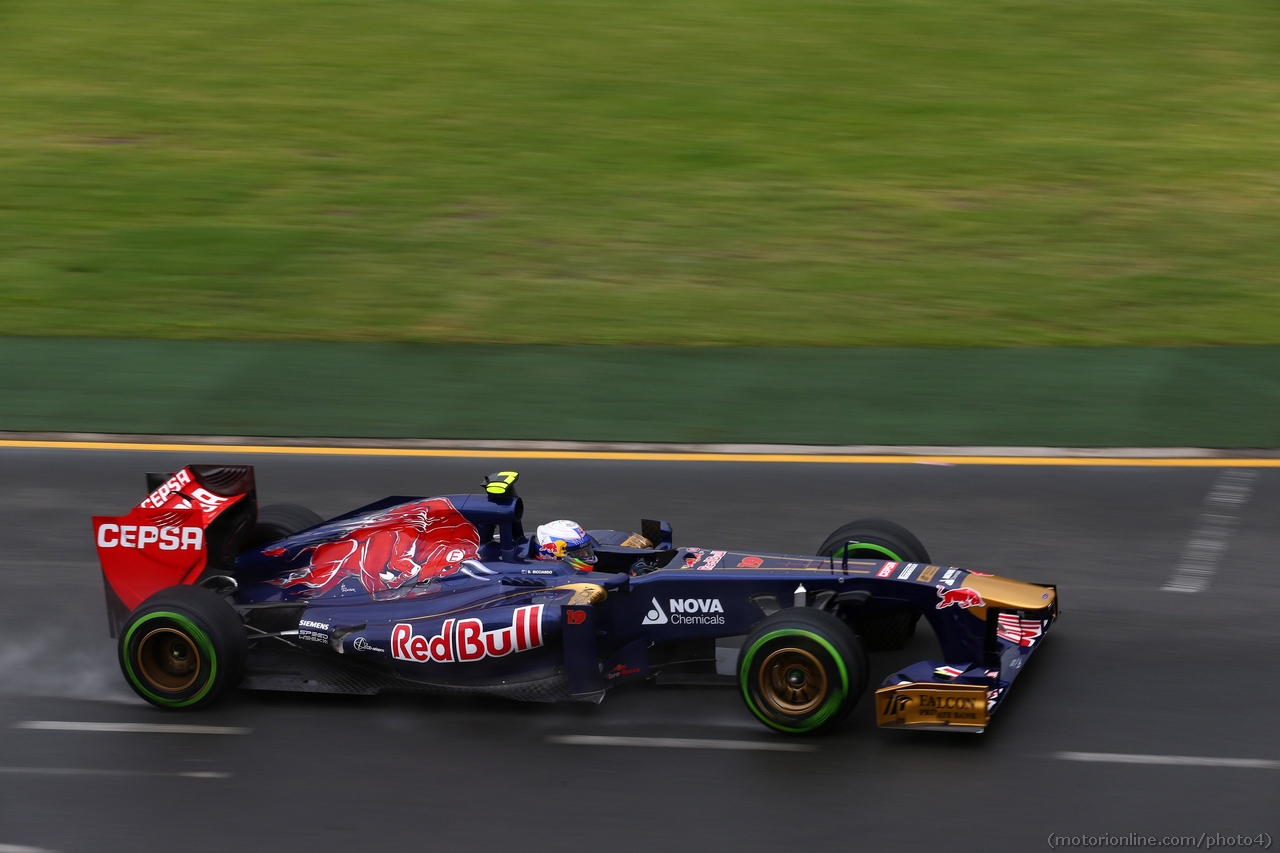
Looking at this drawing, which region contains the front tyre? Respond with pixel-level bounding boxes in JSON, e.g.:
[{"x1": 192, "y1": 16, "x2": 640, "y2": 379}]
[
  {"x1": 119, "y1": 586, "x2": 247, "y2": 709},
  {"x1": 739, "y1": 608, "x2": 867, "y2": 734},
  {"x1": 816, "y1": 518, "x2": 930, "y2": 564},
  {"x1": 816, "y1": 519, "x2": 928, "y2": 652}
]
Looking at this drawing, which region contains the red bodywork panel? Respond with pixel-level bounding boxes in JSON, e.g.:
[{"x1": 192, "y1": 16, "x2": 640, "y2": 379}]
[{"x1": 93, "y1": 466, "x2": 255, "y2": 620}]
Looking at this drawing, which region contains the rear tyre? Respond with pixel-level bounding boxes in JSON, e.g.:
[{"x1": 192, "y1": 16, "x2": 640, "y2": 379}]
[
  {"x1": 118, "y1": 586, "x2": 247, "y2": 709},
  {"x1": 816, "y1": 518, "x2": 930, "y2": 563},
  {"x1": 242, "y1": 503, "x2": 324, "y2": 552},
  {"x1": 739, "y1": 608, "x2": 867, "y2": 734}
]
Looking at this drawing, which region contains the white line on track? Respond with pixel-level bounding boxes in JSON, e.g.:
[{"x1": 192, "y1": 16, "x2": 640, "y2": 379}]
[
  {"x1": 0, "y1": 845, "x2": 58, "y2": 853},
  {"x1": 1056, "y1": 752, "x2": 1279, "y2": 769},
  {"x1": 0, "y1": 766, "x2": 230, "y2": 778},
  {"x1": 12, "y1": 721, "x2": 249, "y2": 735},
  {"x1": 547, "y1": 735, "x2": 814, "y2": 752},
  {"x1": 1163, "y1": 469, "x2": 1257, "y2": 592}
]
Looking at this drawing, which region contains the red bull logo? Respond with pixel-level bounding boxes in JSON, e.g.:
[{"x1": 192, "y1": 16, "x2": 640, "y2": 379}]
[
  {"x1": 267, "y1": 498, "x2": 480, "y2": 598},
  {"x1": 390, "y1": 605, "x2": 544, "y2": 663},
  {"x1": 935, "y1": 584, "x2": 985, "y2": 609}
]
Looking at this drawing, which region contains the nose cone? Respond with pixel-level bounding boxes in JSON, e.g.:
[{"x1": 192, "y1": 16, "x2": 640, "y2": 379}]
[{"x1": 960, "y1": 573, "x2": 1055, "y2": 611}]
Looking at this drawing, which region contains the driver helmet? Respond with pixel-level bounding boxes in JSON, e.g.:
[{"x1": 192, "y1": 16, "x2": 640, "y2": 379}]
[{"x1": 535, "y1": 520, "x2": 596, "y2": 571}]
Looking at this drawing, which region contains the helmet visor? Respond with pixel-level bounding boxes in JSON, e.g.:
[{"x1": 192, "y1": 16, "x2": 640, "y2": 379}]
[{"x1": 566, "y1": 542, "x2": 596, "y2": 564}]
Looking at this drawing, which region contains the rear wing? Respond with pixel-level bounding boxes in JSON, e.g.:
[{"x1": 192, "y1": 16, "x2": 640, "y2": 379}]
[{"x1": 93, "y1": 465, "x2": 257, "y2": 636}]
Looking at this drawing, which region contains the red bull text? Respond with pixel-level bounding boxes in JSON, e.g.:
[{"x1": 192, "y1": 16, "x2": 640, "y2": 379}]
[{"x1": 390, "y1": 605, "x2": 544, "y2": 664}]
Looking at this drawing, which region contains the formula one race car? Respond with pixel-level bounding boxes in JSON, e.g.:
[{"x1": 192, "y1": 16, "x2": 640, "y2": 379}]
[{"x1": 93, "y1": 466, "x2": 1058, "y2": 734}]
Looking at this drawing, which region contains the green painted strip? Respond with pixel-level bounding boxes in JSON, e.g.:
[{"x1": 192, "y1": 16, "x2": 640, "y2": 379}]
[{"x1": 4, "y1": 339, "x2": 1280, "y2": 446}]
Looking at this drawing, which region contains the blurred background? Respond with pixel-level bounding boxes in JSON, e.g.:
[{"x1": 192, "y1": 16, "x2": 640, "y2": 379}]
[
  {"x1": 2, "y1": 0, "x2": 1280, "y2": 444},
  {"x1": 1, "y1": 2, "x2": 1279, "y2": 851}
]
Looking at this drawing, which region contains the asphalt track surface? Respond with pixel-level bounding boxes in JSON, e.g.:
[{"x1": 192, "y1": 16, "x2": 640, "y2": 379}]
[{"x1": 0, "y1": 448, "x2": 1276, "y2": 852}]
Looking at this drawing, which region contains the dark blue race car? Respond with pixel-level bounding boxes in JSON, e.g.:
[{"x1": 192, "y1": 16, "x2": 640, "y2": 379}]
[{"x1": 94, "y1": 465, "x2": 1059, "y2": 734}]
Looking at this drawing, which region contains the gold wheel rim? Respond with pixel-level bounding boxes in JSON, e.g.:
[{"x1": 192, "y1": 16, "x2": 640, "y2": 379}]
[
  {"x1": 137, "y1": 627, "x2": 202, "y2": 692},
  {"x1": 758, "y1": 647, "x2": 827, "y2": 716}
]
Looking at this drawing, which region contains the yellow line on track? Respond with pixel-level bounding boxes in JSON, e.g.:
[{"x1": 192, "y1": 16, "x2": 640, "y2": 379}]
[{"x1": 1, "y1": 439, "x2": 1278, "y2": 466}]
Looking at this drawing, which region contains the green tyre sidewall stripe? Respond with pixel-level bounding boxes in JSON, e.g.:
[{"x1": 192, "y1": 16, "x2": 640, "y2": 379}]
[
  {"x1": 122, "y1": 611, "x2": 218, "y2": 707},
  {"x1": 833, "y1": 542, "x2": 902, "y2": 562},
  {"x1": 739, "y1": 628, "x2": 849, "y2": 734}
]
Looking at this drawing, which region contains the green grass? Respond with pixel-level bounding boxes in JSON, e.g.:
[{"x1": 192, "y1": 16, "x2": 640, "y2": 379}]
[{"x1": 3, "y1": 0, "x2": 1280, "y2": 345}]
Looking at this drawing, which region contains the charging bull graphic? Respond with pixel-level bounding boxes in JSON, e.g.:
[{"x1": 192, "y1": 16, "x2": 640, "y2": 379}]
[
  {"x1": 935, "y1": 585, "x2": 985, "y2": 610},
  {"x1": 266, "y1": 499, "x2": 481, "y2": 598}
]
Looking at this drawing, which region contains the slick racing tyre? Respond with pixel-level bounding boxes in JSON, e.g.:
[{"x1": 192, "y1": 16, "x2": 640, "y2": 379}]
[
  {"x1": 242, "y1": 503, "x2": 324, "y2": 552},
  {"x1": 817, "y1": 519, "x2": 928, "y2": 652},
  {"x1": 118, "y1": 586, "x2": 247, "y2": 709},
  {"x1": 739, "y1": 608, "x2": 868, "y2": 734},
  {"x1": 816, "y1": 518, "x2": 930, "y2": 564}
]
